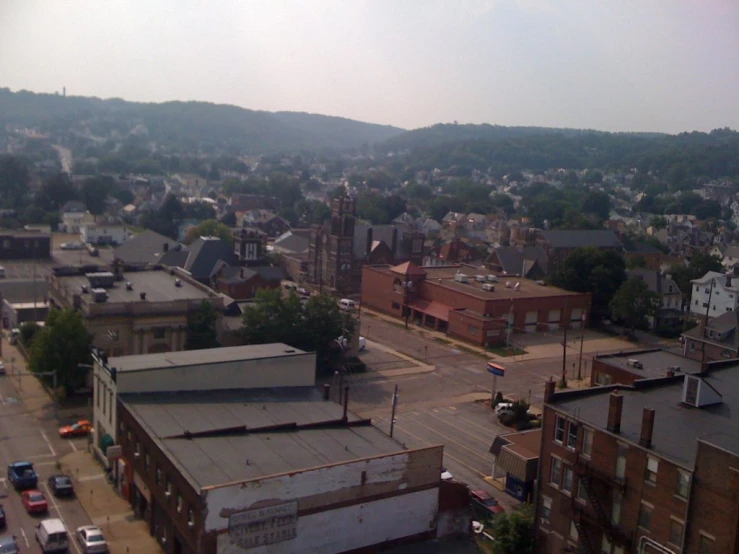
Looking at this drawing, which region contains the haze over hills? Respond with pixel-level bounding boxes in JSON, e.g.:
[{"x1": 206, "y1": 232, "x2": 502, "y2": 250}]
[{"x1": 0, "y1": 88, "x2": 405, "y2": 154}]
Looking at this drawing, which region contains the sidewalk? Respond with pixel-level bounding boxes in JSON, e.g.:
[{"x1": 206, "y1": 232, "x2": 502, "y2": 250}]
[
  {"x1": 352, "y1": 338, "x2": 436, "y2": 381},
  {"x1": 2, "y1": 338, "x2": 161, "y2": 554},
  {"x1": 59, "y1": 451, "x2": 161, "y2": 554}
]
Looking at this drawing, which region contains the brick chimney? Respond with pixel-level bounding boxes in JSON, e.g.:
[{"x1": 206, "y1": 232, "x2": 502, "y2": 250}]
[
  {"x1": 365, "y1": 227, "x2": 373, "y2": 258},
  {"x1": 544, "y1": 378, "x2": 556, "y2": 403},
  {"x1": 607, "y1": 391, "x2": 624, "y2": 434},
  {"x1": 391, "y1": 228, "x2": 398, "y2": 256},
  {"x1": 639, "y1": 408, "x2": 655, "y2": 448}
]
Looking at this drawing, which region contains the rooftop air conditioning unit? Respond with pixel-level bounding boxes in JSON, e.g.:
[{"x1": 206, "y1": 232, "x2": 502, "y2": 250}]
[
  {"x1": 91, "y1": 288, "x2": 108, "y2": 303},
  {"x1": 682, "y1": 374, "x2": 723, "y2": 408},
  {"x1": 505, "y1": 281, "x2": 512, "y2": 288},
  {"x1": 454, "y1": 274, "x2": 469, "y2": 283},
  {"x1": 482, "y1": 283, "x2": 495, "y2": 292},
  {"x1": 475, "y1": 275, "x2": 486, "y2": 283},
  {"x1": 486, "y1": 275, "x2": 498, "y2": 283},
  {"x1": 125, "y1": 282, "x2": 133, "y2": 291},
  {"x1": 514, "y1": 282, "x2": 521, "y2": 291},
  {"x1": 174, "y1": 278, "x2": 182, "y2": 287}
]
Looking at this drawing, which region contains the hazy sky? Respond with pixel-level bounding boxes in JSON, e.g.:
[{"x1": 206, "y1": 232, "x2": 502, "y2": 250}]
[{"x1": 1, "y1": 0, "x2": 738, "y2": 133}]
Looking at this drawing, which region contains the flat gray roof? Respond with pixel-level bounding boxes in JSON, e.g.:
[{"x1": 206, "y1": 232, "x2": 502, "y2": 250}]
[
  {"x1": 597, "y1": 349, "x2": 702, "y2": 379},
  {"x1": 109, "y1": 343, "x2": 307, "y2": 372},
  {"x1": 59, "y1": 270, "x2": 212, "y2": 304},
  {"x1": 552, "y1": 365, "x2": 739, "y2": 469},
  {"x1": 120, "y1": 387, "x2": 404, "y2": 490}
]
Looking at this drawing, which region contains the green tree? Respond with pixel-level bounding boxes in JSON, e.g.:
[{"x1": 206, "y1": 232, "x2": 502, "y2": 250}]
[
  {"x1": 0, "y1": 154, "x2": 30, "y2": 208},
  {"x1": 581, "y1": 190, "x2": 612, "y2": 221},
  {"x1": 490, "y1": 504, "x2": 534, "y2": 554},
  {"x1": 35, "y1": 172, "x2": 78, "y2": 212},
  {"x1": 81, "y1": 177, "x2": 110, "y2": 216},
  {"x1": 551, "y1": 248, "x2": 626, "y2": 317},
  {"x1": 301, "y1": 293, "x2": 355, "y2": 369},
  {"x1": 490, "y1": 193, "x2": 515, "y2": 215},
  {"x1": 221, "y1": 211, "x2": 237, "y2": 226},
  {"x1": 28, "y1": 309, "x2": 92, "y2": 395},
  {"x1": 626, "y1": 254, "x2": 647, "y2": 269},
  {"x1": 669, "y1": 253, "x2": 723, "y2": 300},
  {"x1": 185, "y1": 300, "x2": 221, "y2": 350},
  {"x1": 184, "y1": 219, "x2": 233, "y2": 245},
  {"x1": 610, "y1": 278, "x2": 661, "y2": 332}
]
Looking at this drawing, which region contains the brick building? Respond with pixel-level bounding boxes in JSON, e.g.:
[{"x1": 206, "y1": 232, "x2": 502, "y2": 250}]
[
  {"x1": 535, "y1": 366, "x2": 739, "y2": 554},
  {"x1": 92, "y1": 346, "x2": 457, "y2": 554},
  {"x1": 681, "y1": 311, "x2": 739, "y2": 362},
  {"x1": 590, "y1": 349, "x2": 701, "y2": 387},
  {"x1": 361, "y1": 262, "x2": 590, "y2": 347},
  {"x1": 307, "y1": 197, "x2": 424, "y2": 296},
  {"x1": 0, "y1": 230, "x2": 51, "y2": 259}
]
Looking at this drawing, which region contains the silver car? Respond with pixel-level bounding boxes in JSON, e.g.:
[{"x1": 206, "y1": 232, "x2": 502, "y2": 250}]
[
  {"x1": 76, "y1": 526, "x2": 107, "y2": 553},
  {"x1": 0, "y1": 536, "x2": 19, "y2": 554}
]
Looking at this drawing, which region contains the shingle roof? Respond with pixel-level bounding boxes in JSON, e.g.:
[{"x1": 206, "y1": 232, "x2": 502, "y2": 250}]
[
  {"x1": 181, "y1": 237, "x2": 239, "y2": 281},
  {"x1": 113, "y1": 230, "x2": 185, "y2": 265},
  {"x1": 0, "y1": 280, "x2": 48, "y2": 303},
  {"x1": 627, "y1": 268, "x2": 681, "y2": 296},
  {"x1": 273, "y1": 231, "x2": 309, "y2": 254},
  {"x1": 541, "y1": 230, "x2": 623, "y2": 249}
]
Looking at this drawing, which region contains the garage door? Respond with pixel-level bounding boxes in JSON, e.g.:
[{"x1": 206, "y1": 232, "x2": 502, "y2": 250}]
[
  {"x1": 570, "y1": 308, "x2": 583, "y2": 329},
  {"x1": 525, "y1": 311, "x2": 538, "y2": 332},
  {"x1": 548, "y1": 309, "x2": 561, "y2": 331}
]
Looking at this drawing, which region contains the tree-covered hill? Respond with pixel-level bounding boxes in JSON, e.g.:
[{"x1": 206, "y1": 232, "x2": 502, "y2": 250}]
[{"x1": 0, "y1": 88, "x2": 404, "y2": 154}]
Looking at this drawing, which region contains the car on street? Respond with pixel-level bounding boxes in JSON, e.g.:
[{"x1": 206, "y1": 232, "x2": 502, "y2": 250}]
[
  {"x1": 470, "y1": 489, "x2": 504, "y2": 519},
  {"x1": 59, "y1": 419, "x2": 92, "y2": 438},
  {"x1": 47, "y1": 475, "x2": 74, "y2": 497},
  {"x1": 76, "y1": 525, "x2": 107, "y2": 553},
  {"x1": 0, "y1": 535, "x2": 19, "y2": 554},
  {"x1": 60, "y1": 241, "x2": 85, "y2": 250},
  {"x1": 8, "y1": 461, "x2": 37, "y2": 490},
  {"x1": 21, "y1": 490, "x2": 48, "y2": 515},
  {"x1": 0, "y1": 505, "x2": 5, "y2": 527},
  {"x1": 441, "y1": 467, "x2": 453, "y2": 481}
]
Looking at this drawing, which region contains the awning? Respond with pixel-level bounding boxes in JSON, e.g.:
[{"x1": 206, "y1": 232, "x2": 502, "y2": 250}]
[
  {"x1": 496, "y1": 447, "x2": 539, "y2": 482},
  {"x1": 101, "y1": 434, "x2": 115, "y2": 455},
  {"x1": 408, "y1": 300, "x2": 451, "y2": 322}
]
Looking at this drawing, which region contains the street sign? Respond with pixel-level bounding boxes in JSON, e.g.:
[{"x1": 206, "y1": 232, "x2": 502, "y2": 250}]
[{"x1": 487, "y1": 362, "x2": 505, "y2": 377}]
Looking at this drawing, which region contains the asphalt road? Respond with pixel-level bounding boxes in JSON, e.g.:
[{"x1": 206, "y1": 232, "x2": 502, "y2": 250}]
[
  {"x1": 349, "y1": 316, "x2": 631, "y2": 506},
  {"x1": 0, "y1": 373, "x2": 93, "y2": 553}
]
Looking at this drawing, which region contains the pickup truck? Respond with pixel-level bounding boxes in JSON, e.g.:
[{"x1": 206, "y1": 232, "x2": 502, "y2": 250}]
[{"x1": 7, "y1": 462, "x2": 37, "y2": 490}]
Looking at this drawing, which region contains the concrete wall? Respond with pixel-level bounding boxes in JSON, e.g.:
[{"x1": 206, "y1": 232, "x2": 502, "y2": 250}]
[
  {"x1": 116, "y1": 352, "x2": 316, "y2": 394},
  {"x1": 203, "y1": 447, "x2": 442, "y2": 553}
]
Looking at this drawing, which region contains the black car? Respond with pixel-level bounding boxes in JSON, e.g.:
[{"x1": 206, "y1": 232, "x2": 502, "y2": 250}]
[
  {"x1": 47, "y1": 475, "x2": 74, "y2": 497},
  {"x1": 0, "y1": 505, "x2": 5, "y2": 527}
]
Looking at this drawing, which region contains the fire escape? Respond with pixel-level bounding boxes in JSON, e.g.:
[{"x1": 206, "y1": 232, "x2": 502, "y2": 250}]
[{"x1": 569, "y1": 453, "x2": 633, "y2": 553}]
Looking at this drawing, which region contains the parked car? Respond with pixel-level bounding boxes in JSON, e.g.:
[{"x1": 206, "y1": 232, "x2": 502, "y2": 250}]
[
  {"x1": 47, "y1": 475, "x2": 74, "y2": 497},
  {"x1": 470, "y1": 489, "x2": 504, "y2": 518},
  {"x1": 0, "y1": 505, "x2": 6, "y2": 527},
  {"x1": 36, "y1": 518, "x2": 69, "y2": 553},
  {"x1": 60, "y1": 241, "x2": 85, "y2": 250},
  {"x1": 8, "y1": 461, "x2": 37, "y2": 490},
  {"x1": 21, "y1": 490, "x2": 48, "y2": 515},
  {"x1": 59, "y1": 419, "x2": 92, "y2": 438},
  {"x1": 0, "y1": 535, "x2": 19, "y2": 554},
  {"x1": 76, "y1": 525, "x2": 107, "y2": 554},
  {"x1": 441, "y1": 467, "x2": 453, "y2": 481}
]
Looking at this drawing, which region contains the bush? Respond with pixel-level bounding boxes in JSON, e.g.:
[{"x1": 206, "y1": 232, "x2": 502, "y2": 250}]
[
  {"x1": 19, "y1": 322, "x2": 40, "y2": 345},
  {"x1": 493, "y1": 391, "x2": 504, "y2": 407},
  {"x1": 344, "y1": 357, "x2": 367, "y2": 373}
]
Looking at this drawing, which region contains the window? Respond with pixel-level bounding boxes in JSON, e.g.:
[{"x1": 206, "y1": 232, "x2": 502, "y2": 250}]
[
  {"x1": 188, "y1": 508, "x2": 194, "y2": 527},
  {"x1": 594, "y1": 372, "x2": 612, "y2": 385},
  {"x1": 95, "y1": 379, "x2": 100, "y2": 408},
  {"x1": 153, "y1": 327, "x2": 166, "y2": 339},
  {"x1": 615, "y1": 443, "x2": 627, "y2": 480},
  {"x1": 567, "y1": 422, "x2": 579, "y2": 449},
  {"x1": 669, "y1": 519, "x2": 684, "y2": 546},
  {"x1": 540, "y1": 496, "x2": 552, "y2": 523},
  {"x1": 126, "y1": 431, "x2": 132, "y2": 443},
  {"x1": 576, "y1": 479, "x2": 588, "y2": 503},
  {"x1": 165, "y1": 479, "x2": 172, "y2": 500},
  {"x1": 699, "y1": 534, "x2": 714, "y2": 554},
  {"x1": 694, "y1": 300, "x2": 699, "y2": 306},
  {"x1": 107, "y1": 330, "x2": 119, "y2": 342},
  {"x1": 690, "y1": 341, "x2": 696, "y2": 352},
  {"x1": 562, "y1": 466, "x2": 574, "y2": 494},
  {"x1": 156, "y1": 467, "x2": 162, "y2": 486},
  {"x1": 676, "y1": 470, "x2": 690, "y2": 499},
  {"x1": 638, "y1": 502, "x2": 652, "y2": 530},
  {"x1": 601, "y1": 536, "x2": 612, "y2": 554},
  {"x1": 177, "y1": 494, "x2": 183, "y2": 514},
  {"x1": 645, "y1": 456, "x2": 659, "y2": 484},
  {"x1": 468, "y1": 325, "x2": 480, "y2": 334},
  {"x1": 582, "y1": 428, "x2": 593, "y2": 458},
  {"x1": 612, "y1": 493, "x2": 622, "y2": 525},
  {"x1": 550, "y1": 457, "x2": 562, "y2": 487},
  {"x1": 135, "y1": 442, "x2": 141, "y2": 458},
  {"x1": 569, "y1": 521, "x2": 579, "y2": 541},
  {"x1": 554, "y1": 417, "x2": 566, "y2": 444},
  {"x1": 145, "y1": 451, "x2": 150, "y2": 471},
  {"x1": 391, "y1": 302, "x2": 400, "y2": 310}
]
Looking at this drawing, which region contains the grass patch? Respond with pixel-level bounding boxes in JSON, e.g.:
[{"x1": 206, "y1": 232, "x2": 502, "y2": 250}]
[{"x1": 487, "y1": 345, "x2": 527, "y2": 357}]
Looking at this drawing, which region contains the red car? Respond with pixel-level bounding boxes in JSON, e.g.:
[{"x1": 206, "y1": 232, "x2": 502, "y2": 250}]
[
  {"x1": 21, "y1": 489, "x2": 48, "y2": 514},
  {"x1": 59, "y1": 419, "x2": 92, "y2": 438},
  {"x1": 470, "y1": 489, "x2": 504, "y2": 518}
]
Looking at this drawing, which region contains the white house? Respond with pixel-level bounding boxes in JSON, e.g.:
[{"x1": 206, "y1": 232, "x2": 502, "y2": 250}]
[
  {"x1": 689, "y1": 270, "x2": 739, "y2": 318},
  {"x1": 60, "y1": 201, "x2": 88, "y2": 234},
  {"x1": 80, "y1": 221, "x2": 130, "y2": 245}
]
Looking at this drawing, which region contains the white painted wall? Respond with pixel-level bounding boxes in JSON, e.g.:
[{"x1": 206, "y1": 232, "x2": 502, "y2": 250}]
[
  {"x1": 81, "y1": 224, "x2": 129, "y2": 245},
  {"x1": 92, "y1": 358, "x2": 118, "y2": 460},
  {"x1": 689, "y1": 275, "x2": 739, "y2": 317},
  {"x1": 215, "y1": 489, "x2": 438, "y2": 554},
  {"x1": 116, "y1": 353, "x2": 316, "y2": 393}
]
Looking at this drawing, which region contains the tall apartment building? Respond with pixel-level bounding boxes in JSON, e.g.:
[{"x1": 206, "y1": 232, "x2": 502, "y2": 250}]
[
  {"x1": 535, "y1": 366, "x2": 739, "y2": 554},
  {"x1": 689, "y1": 269, "x2": 739, "y2": 318}
]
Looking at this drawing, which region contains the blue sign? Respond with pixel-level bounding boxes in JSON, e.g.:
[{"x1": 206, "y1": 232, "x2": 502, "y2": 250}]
[{"x1": 487, "y1": 362, "x2": 505, "y2": 377}]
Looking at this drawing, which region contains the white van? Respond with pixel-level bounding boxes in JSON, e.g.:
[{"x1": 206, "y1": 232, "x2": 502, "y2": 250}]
[
  {"x1": 339, "y1": 299, "x2": 356, "y2": 311},
  {"x1": 36, "y1": 518, "x2": 69, "y2": 553}
]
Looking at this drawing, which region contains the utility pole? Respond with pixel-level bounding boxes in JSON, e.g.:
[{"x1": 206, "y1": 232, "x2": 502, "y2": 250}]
[
  {"x1": 700, "y1": 278, "x2": 715, "y2": 369},
  {"x1": 577, "y1": 310, "x2": 588, "y2": 380},
  {"x1": 561, "y1": 300, "x2": 568, "y2": 387},
  {"x1": 389, "y1": 385, "x2": 399, "y2": 438}
]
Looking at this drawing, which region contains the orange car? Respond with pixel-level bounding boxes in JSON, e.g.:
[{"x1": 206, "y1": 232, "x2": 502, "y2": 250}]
[{"x1": 59, "y1": 419, "x2": 92, "y2": 438}]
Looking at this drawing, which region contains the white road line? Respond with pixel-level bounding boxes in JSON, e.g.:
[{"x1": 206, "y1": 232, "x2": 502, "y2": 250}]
[
  {"x1": 68, "y1": 440, "x2": 78, "y2": 452},
  {"x1": 20, "y1": 528, "x2": 28, "y2": 547},
  {"x1": 40, "y1": 431, "x2": 56, "y2": 456},
  {"x1": 0, "y1": 389, "x2": 5, "y2": 406},
  {"x1": 42, "y1": 482, "x2": 83, "y2": 554},
  {"x1": 28, "y1": 453, "x2": 56, "y2": 460}
]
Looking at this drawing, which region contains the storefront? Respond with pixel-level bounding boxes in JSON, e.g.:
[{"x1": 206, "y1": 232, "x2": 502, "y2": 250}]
[{"x1": 489, "y1": 429, "x2": 540, "y2": 503}]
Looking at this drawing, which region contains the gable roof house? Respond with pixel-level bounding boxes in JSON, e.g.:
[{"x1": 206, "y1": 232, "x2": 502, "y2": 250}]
[
  {"x1": 682, "y1": 310, "x2": 739, "y2": 362},
  {"x1": 113, "y1": 230, "x2": 184, "y2": 266},
  {"x1": 627, "y1": 268, "x2": 683, "y2": 328},
  {"x1": 484, "y1": 246, "x2": 548, "y2": 279},
  {"x1": 160, "y1": 236, "x2": 239, "y2": 285},
  {"x1": 240, "y1": 209, "x2": 290, "y2": 238}
]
